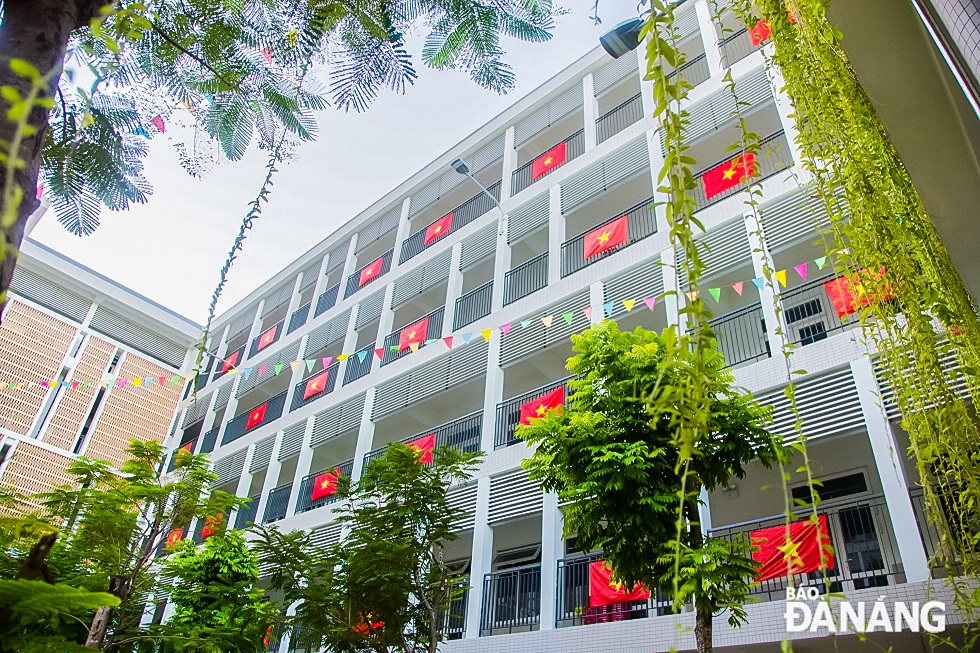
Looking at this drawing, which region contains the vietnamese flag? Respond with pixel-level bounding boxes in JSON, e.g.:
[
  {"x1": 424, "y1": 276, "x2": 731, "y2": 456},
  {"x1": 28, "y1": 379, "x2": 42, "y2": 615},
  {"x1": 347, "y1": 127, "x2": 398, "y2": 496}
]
[
  {"x1": 519, "y1": 386, "x2": 565, "y2": 425},
  {"x1": 751, "y1": 514, "x2": 835, "y2": 582},
  {"x1": 311, "y1": 467, "x2": 342, "y2": 501},
  {"x1": 358, "y1": 257, "x2": 384, "y2": 287},
  {"x1": 257, "y1": 324, "x2": 279, "y2": 351},
  {"x1": 201, "y1": 512, "x2": 223, "y2": 539},
  {"x1": 531, "y1": 142, "x2": 567, "y2": 179},
  {"x1": 222, "y1": 349, "x2": 240, "y2": 373},
  {"x1": 823, "y1": 267, "x2": 893, "y2": 318},
  {"x1": 166, "y1": 528, "x2": 183, "y2": 548},
  {"x1": 174, "y1": 441, "x2": 193, "y2": 464},
  {"x1": 245, "y1": 402, "x2": 268, "y2": 430},
  {"x1": 589, "y1": 560, "x2": 651, "y2": 607},
  {"x1": 702, "y1": 153, "x2": 757, "y2": 199},
  {"x1": 303, "y1": 370, "x2": 330, "y2": 400},
  {"x1": 398, "y1": 316, "x2": 429, "y2": 353},
  {"x1": 750, "y1": 19, "x2": 772, "y2": 45},
  {"x1": 424, "y1": 213, "x2": 453, "y2": 245},
  {"x1": 584, "y1": 216, "x2": 628, "y2": 259},
  {"x1": 407, "y1": 433, "x2": 436, "y2": 464}
]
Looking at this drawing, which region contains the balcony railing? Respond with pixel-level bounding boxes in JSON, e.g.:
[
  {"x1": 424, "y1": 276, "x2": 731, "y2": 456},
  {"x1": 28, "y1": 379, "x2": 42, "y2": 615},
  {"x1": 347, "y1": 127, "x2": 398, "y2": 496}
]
[
  {"x1": 167, "y1": 437, "x2": 197, "y2": 472},
  {"x1": 194, "y1": 355, "x2": 215, "y2": 392},
  {"x1": 596, "y1": 93, "x2": 644, "y2": 145},
  {"x1": 342, "y1": 345, "x2": 374, "y2": 385},
  {"x1": 344, "y1": 248, "x2": 394, "y2": 299},
  {"x1": 400, "y1": 181, "x2": 503, "y2": 264},
  {"x1": 234, "y1": 495, "x2": 261, "y2": 529},
  {"x1": 381, "y1": 306, "x2": 445, "y2": 367},
  {"x1": 222, "y1": 390, "x2": 288, "y2": 445},
  {"x1": 199, "y1": 427, "x2": 219, "y2": 454},
  {"x1": 454, "y1": 281, "x2": 493, "y2": 330},
  {"x1": 287, "y1": 302, "x2": 311, "y2": 335},
  {"x1": 779, "y1": 274, "x2": 851, "y2": 346},
  {"x1": 480, "y1": 564, "x2": 541, "y2": 636},
  {"x1": 295, "y1": 458, "x2": 355, "y2": 513},
  {"x1": 556, "y1": 554, "x2": 671, "y2": 627},
  {"x1": 560, "y1": 197, "x2": 657, "y2": 277},
  {"x1": 708, "y1": 302, "x2": 770, "y2": 369},
  {"x1": 495, "y1": 377, "x2": 572, "y2": 449},
  {"x1": 440, "y1": 578, "x2": 470, "y2": 640},
  {"x1": 512, "y1": 129, "x2": 586, "y2": 196},
  {"x1": 691, "y1": 130, "x2": 791, "y2": 210},
  {"x1": 249, "y1": 319, "x2": 285, "y2": 358},
  {"x1": 503, "y1": 252, "x2": 549, "y2": 306},
  {"x1": 362, "y1": 411, "x2": 483, "y2": 470},
  {"x1": 666, "y1": 52, "x2": 710, "y2": 88},
  {"x1": 290, "y1": 361, "x2": 340, "y2": 412},
  {"x1": 213, "y1": 343, "x2": 245, "y2": 381},
  {"x1": 262, "y1": 483, "x2": 293, "y2": 523},
  {"x1": 719, "y1": 27, "x2": 761, "y2": 67},
  {"x1": 314, "y1": 283, "x2": 340, "y2": 318},
  {"x1": 709, "y1": 494, "x2": 903, "y2": 602}
]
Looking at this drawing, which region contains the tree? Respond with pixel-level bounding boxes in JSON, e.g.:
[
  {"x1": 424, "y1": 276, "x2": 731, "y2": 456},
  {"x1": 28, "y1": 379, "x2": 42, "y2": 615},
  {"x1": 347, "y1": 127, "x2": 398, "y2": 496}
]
[
  {"x1": 160, "y1": 529, "x2": 277, "y2": 653},
  {"x1": 0, "y1": 0, "x2": 556, "y2": 316},
  {"x1": 519, "y1": 321, "x2": 786, "y2": 653},
  {"x1": 252, "y1": 443, "x2": 481, "y2": 653}
]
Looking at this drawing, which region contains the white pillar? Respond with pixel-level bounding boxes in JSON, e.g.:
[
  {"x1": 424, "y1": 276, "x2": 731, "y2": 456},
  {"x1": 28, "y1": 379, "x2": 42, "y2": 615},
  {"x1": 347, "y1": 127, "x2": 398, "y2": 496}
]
[
  {"x1": 646, "y1": 129, "x2": 670, "y2": 235},
  {"x1": 589, "y1": 281, "x2": 604, "y2": 324},
  {"x1": 283, "y1": 271, "x2": 304, "y2": 328},
  {"x1": 500, "y1": 126, "x2": 518, "y2": 202},
  {"x1": 582, "y1": 73, "x2": 598, "y2": 152},
  {"x1": 338, "y1": 305, "x2": 360, "y2": 383},
  {"x1": 479, "y1": 335, "x2": 504, "y2": 454},
  {"x1": 637, "y1": 46, "x2": 655, "y2": 117},
  {"x1": 349, "y1": 387, "x2": 377, "y2": 481},
  {"x1": 850, "y1": 357, "x2": 930, "y2": 582},
  {"x1": 547, "y1": 185, "x2": 564, "y2": 284},
  {"x1": 245, "y1": 299, "x2": 266, "y2": 359},
  {"x1": 661, "y1": 246, "x2": 683, "y2": 331},
  {"x1": 231, "y1": 443, "x2": 257, "y2": 526},
  {"x1": 490, "y1": 221, "x2": 512, "y2": 312},
  {"x1": 376, "y1": 282, "x2": 397, "y2": 345},
  {"x1": 744, "y1": 211, "x2": 789, "y2": 356},
  {"x1": 465, "y1": 476, "x2": 493, "y2": 638},
  {"x1": 444, "y1": 242, "x2": 464, "y2": 335},
  {"x1": 285, "y1": 417, "x2": 316, "y2": 518},
  {"x1": 538, "y1": 492, "x2": 563, "y2": 631},
  {"x1": 339, "y1": 233, "x2": 360, "y2": 299},
  {"x1": 766, "y1": 62, "x2": 807, "y2": 171},
  {"x1": 253, "y1": 430, "x2": 284, "y2": 523},
  {"x1": 308, "y1": 253, "x2": 331, "y2": 311},
  {"x1": 694, "y1": 0, "x2": 724, "y2": 76},
  {"x1": 392, "y1": 197, "x2": 413, "y2": 265}
]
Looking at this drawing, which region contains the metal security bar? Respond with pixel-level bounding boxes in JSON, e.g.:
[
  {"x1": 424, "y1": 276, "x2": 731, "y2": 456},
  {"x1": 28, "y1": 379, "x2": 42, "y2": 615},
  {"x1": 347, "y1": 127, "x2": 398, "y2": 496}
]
[
  {"x1": 691, "y1": 130, "x2": 791, "y2": 210},
  {"x1": 362, "y1": 411, "x2": 483, "y2": 470},
  {"x1": 560, "y1": 198, "x2": 657, "y2": 277},
  {"x1": 454, "y1": 281, "x2": 493, "y2": 330},
  {"x1": 314, "y1": 284, "x2": 340, "y2": 318},
  {"x1": 495, "y1": 377, "x2": 572, "y2": 449},
  {"x1": 234, "y1": 495, "x2": 261, "y2": 529},
  {"x1": 381, "y1": 306, "x2": 446, "y2": 366},
  {"x1": 262, "y1": 483, "x2": 293, "y2": 523},
  {"x1": 290, "y1": 361, "x2": 341, "y2": 412},
  {"x1": 480, "y1": 564, "x2": 542, "y2": 636},
  {"x1": 249, "y1": 319, "x2": 285, "y2": 358},
  {"x1": 213, "y1": 343, "x2": 245, "y2": 381},
  {"x1": 666, "y1": 52, "x2": 710, "y2": 88},
  {"x1": 400, "y1": 181, "x2": 503, "y2": 264},
  {"x1": 708, "y1": 302, "x2": 770, "y2": 369},
  {"x1": 222, "y1": 390, "x2": 288, "y2": 445},
  {"x1": 194, "y1": 354, "x2": 215, "y2": 392},
  {"x1": 503, "y1": 252, "x2": 549, "y2": 306},
  {"x1": 709, "y1": 494, "x2": 902, "y2": 602},
  {"x1": 596, "y1": 93, "x2": 644, "y2": 144},
  {"x1": 440, "y1": 578, "x2": 470, "y2": 640},
  {"x1": 294, "y1": 458, "x2": 355, "y2": 513},
  {"x1": 287, "y1": 302, "x2": 311, "y2": 335},
  {"x1": 344, "y1": 249, "x2": 393, "y2": 299},
  {"x1": 199, "y1": 427, "x2": 219, "y2": 454},
  {"x1": 719, "y1": 27, "x2": 761, "y2": 67},
  {"x1": 342, "y1": 345, "x2": 374, "y2": 385},
  {"x1": 512, "y1": 129, "x2": 586, "y2": 196},
  {"x1": 779, "y1": 274, "x2": 850, "y2": 346},
  {"x1": 555, "y1": 554, "x2": 671, "y2": 627}
]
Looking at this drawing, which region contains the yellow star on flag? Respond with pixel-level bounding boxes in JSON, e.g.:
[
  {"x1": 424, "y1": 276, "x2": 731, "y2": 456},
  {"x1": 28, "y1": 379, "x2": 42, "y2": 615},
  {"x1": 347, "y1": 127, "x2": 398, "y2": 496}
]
[
  {"x1": 310, "y1": 380, "x2": 320, "y2": 390},
  {"x1": 408, "y1": 330, "x2": 417, "y2": 339},
  {"x1": 544, "y1": 156, "x2": 552, "y2": 165},
  {"x1": 252, "y1": 410, "x2": 261, "y2": 421},
  {"x1": 320, "y1": 479, "x2": 331, "y2": 490},
  {"x1": 722, "y1": 164, "x2": 739, "y2": 180},
  {"x1": 535, "y1": 403, "x2": 547, "y2": 416},
  {"x1": 597, "y1": 231, "x2": 610, "y2": 243},
  {"x1": 433, "y1": 225, "x2": 442, "y2": 234}
]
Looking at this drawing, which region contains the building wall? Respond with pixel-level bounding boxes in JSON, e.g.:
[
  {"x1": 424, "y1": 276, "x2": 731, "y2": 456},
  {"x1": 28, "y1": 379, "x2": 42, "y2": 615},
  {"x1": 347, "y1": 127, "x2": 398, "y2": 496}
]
[{"x1": 42, "y1": 335, "x2": 116, "y2": 451}]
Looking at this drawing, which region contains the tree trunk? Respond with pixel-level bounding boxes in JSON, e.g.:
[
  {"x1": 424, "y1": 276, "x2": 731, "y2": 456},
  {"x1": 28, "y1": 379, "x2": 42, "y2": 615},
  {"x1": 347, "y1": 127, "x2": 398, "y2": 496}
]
[
  {"x1": 684, "y1": 479, "x2": 713, "y2": 653},
  {"x1": 694, "y1": 597, "x2": 713, "y2": 653}
]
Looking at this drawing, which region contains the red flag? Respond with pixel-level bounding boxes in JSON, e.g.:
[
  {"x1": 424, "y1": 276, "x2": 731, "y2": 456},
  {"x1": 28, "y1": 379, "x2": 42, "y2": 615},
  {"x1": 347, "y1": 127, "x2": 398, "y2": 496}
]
[
  {"x1": 583, "y1": 216, "x2": 629, "y2": 259},
  {"x1": 750, "y1": 19, "x2": 772, "y2": 45},
  {"x1": 531, "y1": 142, "x2": 567, "y2": 179},
  {"x1": 519, "y1": 386, "x2": 565, "y2": 425},
  {"x1": 359, "y1": 257, "x2": 384, "y2": 287},
  {"x1": 201, "y1": 512, "x2": 223, "y2": 539},
  {"x1": 222, "y1": 349, "x2": 240, "y2": 373},
  {"x1": 257, "y1": 324, "x2": 278, "y2": 351},
  {"x1": 751, "y1": 514, "x2": 835, "y2": 582},
  {"x1": 352, "y1": 617, "x2": 384, "y2": 635},
  {"x1": 424, "y1": 213, "x2": 453, "y2": 245},
  {"x1": 174, "y1": 441, "x2": 193, "y2": 464},
  {"x1": 701, "y1": 153, "x2": 757, "y2": 199},
  {"x1": 166, "y1": 528, "x2": 183, "y2": 548},
  {"x1": 823, "y1": 267, "x2": 893, "y2": 318},
  {"x1": 311, "y1": 467, "x2": 342, "y2": 501},
  {"x1": 407, "y1": 433, "x2": 436, "y2": 464},
  {"x1": 150, "y1": 115, "x2": 165, "y2": 133},
  {"x1": 398, "y1": 316, "x2": 429, "y2": 353},
  {"x1": 245, "y1": 403, "x2": 268, "y2": 430},
  {"x1": 303, "y1": 370, "x2": 330, "y2": 400},
  {"x1": 589, "y1": 560, "x2": 651, "y2": 607},
  {"x1": 263, "y1": 627, "x2": 272, "y2": 647}
]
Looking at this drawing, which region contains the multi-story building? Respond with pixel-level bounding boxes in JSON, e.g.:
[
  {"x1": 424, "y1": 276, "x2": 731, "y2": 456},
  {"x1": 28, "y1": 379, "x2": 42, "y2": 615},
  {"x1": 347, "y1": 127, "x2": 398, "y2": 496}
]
[
  {"x1": 0, "y1": 235, "x2": 199, "y2": 512},
  {"x1": 162, "y1": 1, "x2": 970, "y2": 650}
]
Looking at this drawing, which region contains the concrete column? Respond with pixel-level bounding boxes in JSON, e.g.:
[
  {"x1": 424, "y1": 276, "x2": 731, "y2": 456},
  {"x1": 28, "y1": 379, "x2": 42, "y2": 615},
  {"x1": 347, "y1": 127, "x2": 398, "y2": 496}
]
[
  {"x1": 282, "y1": 334, "x2": 310, "y2": 412},
  {"x1": 637, "y1": 46, "x2": 655, "y2": 117},
  {"x1": 283, "y1": 271, "x2": 304, "y2": 327},
  {"x1": 349, "y1": 387, "x2": 377, "y2": 481},
  {"x1": 850, "y1": 357, "x2": 930, "y2": 582},
  {"x1": 661, "y1": 246, "x2": 684, "y2": 331},
  {"x1": 231, "y1": 443, "x2": 257, "y2": 526},
  {"x1": 340, "y1": 233, "x2": 360, "y2": 297},
  {"x1": 500, "y1": 126, "x2": 518, "y2": 202},
  {"x1": 253, "y1": 430, "x2": 284, "y2": 523},
  {"x1": 308, "y1": 253, "x2": 331, "y2": 308},
  {"x1": 646, "y1": 129, "x2": 671, "y2": 235},
  {"x1": 694, "y1": 0, "x2": 724, "y2": 76},
  {"x1": 245, "y1": 299, "x2": 266, "y2": 357},
  {"x1": 490, "y1": 223, "x2": 512, "y2": 312},
  {"x1": 539, "y1": 492, "x2": 564, "y2": 631},
  {"x1": 465, "y1": 476, "x2": 493, "y2": 638},
  {"x1": 444, "y1": 242, "x2": 464, "y2": 335},
  {"x1": 392, "y1": 197, "x2": 413, "y2": 265},
  {"x1": 547, "y1": 185, "x2": 564, "y2": 284},
  {"x1": 213, "y1": 374, "x2": 243, "y2": 449},
  {"x1": 285, "y1": 417, "x2": 316, "y2": 518},
  {"x1": 744, "y1": 211, "x2": 789, "y2": 356},
  {"x1": 589, "y1": 281, "x2": 605, "y2": 324},
  {"x1": 582, "y1": 73, "x2": 598, "y2": 152},
  {"x1": 193, "y1": 390, "x2": 223, "y2": 453},
  {"x1": 337, "y1": 305, "x2": 360, "y2": 383},
  {"x1": 766, "y1": 63, "x2": 807, "y2": 170},
  {"x1": 479, "y1": 336, "x2": 504, "y2": 454},
  {"x1": 698, "y1": 487, "x2": 713, "y2": 533}
]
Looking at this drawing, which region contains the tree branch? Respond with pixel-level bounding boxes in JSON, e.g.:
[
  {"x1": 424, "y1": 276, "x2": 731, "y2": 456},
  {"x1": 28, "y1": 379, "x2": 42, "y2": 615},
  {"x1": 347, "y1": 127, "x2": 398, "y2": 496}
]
[{"x1": 149, "y1": 22, "x2": 237, "y2": 91}]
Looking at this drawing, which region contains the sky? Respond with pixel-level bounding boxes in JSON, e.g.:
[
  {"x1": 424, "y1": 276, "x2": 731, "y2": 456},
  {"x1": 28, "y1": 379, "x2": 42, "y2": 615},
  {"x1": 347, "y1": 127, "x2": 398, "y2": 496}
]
[{"x1": 30, "y1": 1, "x2": 637, "y2": 325}]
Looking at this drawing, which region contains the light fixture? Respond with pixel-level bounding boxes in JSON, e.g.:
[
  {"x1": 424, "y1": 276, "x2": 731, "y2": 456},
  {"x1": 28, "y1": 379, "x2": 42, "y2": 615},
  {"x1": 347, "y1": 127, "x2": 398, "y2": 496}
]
[
  {"x1": 450, "y1": 158, "x2": 506, "y2": 236},
  {"x1": 599, "y1": 18, "x2": 644, "y2": 59}
]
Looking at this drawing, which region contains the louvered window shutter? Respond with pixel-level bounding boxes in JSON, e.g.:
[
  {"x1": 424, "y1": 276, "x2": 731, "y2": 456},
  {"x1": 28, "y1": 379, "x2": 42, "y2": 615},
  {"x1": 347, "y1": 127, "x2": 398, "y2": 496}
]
[
  {"x1": 311, "y1": 394, "x2": 366, "y2": 446},
  {"x1": 507, "y1": 192, "x2": 550, "y2": 244},
  {"x1": 500, "y1": 292, "x2": 589, "y2": 366},
  {"x1": 560, "y1": 138, "x2": 648, "y2": 213},
  {"x1": 489, "y1": 470, "x2": 543, "y2": 524},
  {"x1": 460, "y1": 226, "x2": 497, "y2": 271},
  {"x1": 304, "y1": 310, "x2": 350, "y2": 356},
  {"x1": 356, "y1": 291, "x2": 384, "y2": 328},
  {"x1": 604, "y1": 264, "x2": 666, "y2": 318},
  {"x1": 250, "y1": 436, "x2": 276, "y2": 472},
  {"x1": 757, "y1": 369, "x2": 863, "y2": 441},
  {"x1": 677, "y1": 218, "x2": 751, "y2": 286},
  {"x1": 235, "y1": 343, "x2": 300, "y2": 397},
  {"x1": 593, "y1": 55, "x2": 638, "y2": 95},
  {"x1": 278, "y1": 421, "x2": 306, "y2": 460},
  {"x1": 88, "y1": 306, "x2": 186, "y2": 368},
  {"x1": 355, "y1": 206, "x2": 401, "y2": 253},
  {"x1": 391, "y1": 251, "x2": 451, "y2": 307},
  {"x1": 514, "y1": 86, "x2": 582, "y2": 147},
  {"x1": 213, "y1": 451, "x2": 247, "y2": 487},
  {"x1": 10, "y1": 266, "x2": 91, "y2": 323}
]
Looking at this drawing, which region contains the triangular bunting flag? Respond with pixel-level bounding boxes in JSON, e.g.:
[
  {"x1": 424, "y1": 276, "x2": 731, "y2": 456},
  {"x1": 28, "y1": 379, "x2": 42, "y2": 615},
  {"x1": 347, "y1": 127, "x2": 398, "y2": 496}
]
[
  {"x1": 775, "y1": 270, "x2": 788, "y2": 287},
  {"x1": 500, "y1": 323, "x2": 512, "y2": 335},
  {"x1": 644, "y1": 297, "x2": 656, "y2": 310},
  {"x1": 290, "y1": 361, "x2": 300, "y2": 373},
  {"x1": 242, "y1": 368, "x2": 252, "y2": 381},
  {"x1": 602, "y1": 301, "x2": 614, "y2": 317},
  {"x1": 732, "y1": 282, "x2": 744, "y2": 296},
  {"x1": 708, "y1": 287, "x2": 721, "y2": 302},
  {"x1": 337, "y1": 354, "x2": 348, "y2": 361},
  {"x1": 815, "y1": 256, "x2": 828, "y2": 269},
  {"x1": 583, "y1": 306, "x2": 593, "y2": 321},
  {"x1": 752, "y1": 278, "x2": 766, "y2": 290},
  {"x1": 70, "y1": 381, "x2": 80, "y2": 390},
  {"x1": 541, "y1": 315, "x2": 554, "y2": 328},
  {"x1": 409, "y1": 342, "x2": 420, "y2": 353},
  {"x1": 481, "y1": 329, "x2": 492, "y2": 342},
  {"x1": 390, "y1": 346, "x2": 399, "y2": 352},
  {"x1": 306, "y1": 359, "x2": 315, "y2": 372},
  {"x1": 562, "y1": 311, "x2": 574, "y2": 325},
  {"x1": 322, "y1": 357, "x2": 333, "y2": 368},
  {"x1": 443, "y1": 337, "x2": 454, "y2": 349},
  {"x1": 794, "y1": 263, "x2": 808, "y2": 281},
  {"x1": 686, "y1": 291, "x2": 698, "y2": 301},
  {"x1": 623, "y1": 299, "x2": 636, "y2": 312},
  {"x1": 274, "y1": 363, "x2": 284, "y2": 375},
  {"x1": 462, "y1": 333, "x2": 473, "y2": 344},
  {"x1": 520, "y1": 320, "x2": 532, "y2": 328},
  {"x1": 357, "y1": 351, "x2": 367, "y2": 363},
  {"x1": 374, "y1": 348, "x2": 385, "y2": 360}
]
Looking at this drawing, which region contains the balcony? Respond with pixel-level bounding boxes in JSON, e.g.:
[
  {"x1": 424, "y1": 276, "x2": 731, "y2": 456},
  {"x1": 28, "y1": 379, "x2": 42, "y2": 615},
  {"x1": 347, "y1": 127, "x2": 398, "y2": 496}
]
[
  {"x1": 214, "y1": 343, "x2": 246, "y2": 381},
  {"x1": 262, "y1": 483, "x2": 293, "y2": 523},
  {"x1": 400, "y1": 182, "x2": 503, "y2": 264},
  {"x1": 719, "y1": 27, "x2": 762, "y2": 67},
  {"x1": 381, "y1": 306, "x2": 445, "y2": 367},
  {"x1": 344, "y1": 249, "x2": 393, "y2": 299},
  {"x1": 479, "y1": 564, "x2": 541, "y2": 636},
  {"x1": 555, "y1": 554, "x2": 672, "y2": 627},
  {"x1": 249, "y1": 319, "x2": 284, "y2": 358},
  {"x1": 692, "y1": 130, "x2": 791, "y2": 211},
  {"x1": 362, "y1": 411, "x2": 483, "y2": 470},
  {"x1": 167, "y1": 438, "x2": 196, "y2": 472},
  {"x1": 235, "y1": 495, "x2": 261, "y2": 529},
  {"x1": 342, "y1": 345, "x2": 374, "y2": 385},
  {"x1": 199, "y1": 426, "x2": 219, "y2": 454},
  {"x1": 313, "y1": 283, "x2": 340, "y2": 318},
  {"x1": 454, "y1": 281, "x2": 493, "y2": 330},
  {"x1": 780, "y1": 274, "x2": 854, "y2": 346},
  {"x1": 294, "y1": 458, "x2": 355, "y2": 513},
  {"x1": 707, "y1": 302, "x2": 770, "y2": 369},
  {"x1": 560, "y1": 198, "x2": 657, "y2": 278},
  {"x1": 287, "y1": 302, "x2": 311, "y2": 335},
  {"x1": 512, "y1": 129, "x2": 586, "y2": 196},
  {"x1": 222, "y1": 390, "x2": 288, "y2": 446},
  {"x1": 495, "y1": 377, "x2": 571, "y2": 449},
  {"x1": 666, "y1": 52, "x2": 710, "y2": 88},
  {"x1": 290, "y1": 361, "x2": 340, "y2": 412},
  {"x1": 503, "y1": 252, "x2": 549, "y2": 306},
  {"x1": 596, "y1": 93, "x2": 644, "y2": 145},
  {"x1": 440, "y1": 578, "x2": 469, "y2": 640}
]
